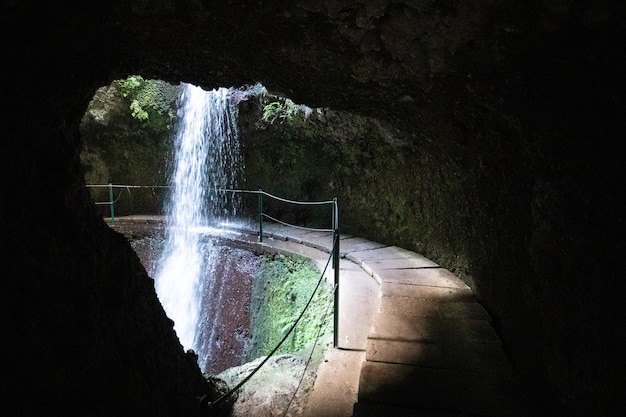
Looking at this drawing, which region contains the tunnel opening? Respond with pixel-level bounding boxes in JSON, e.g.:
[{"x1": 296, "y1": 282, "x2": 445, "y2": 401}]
[
  {"x1": 80, "y1": 76, "x2": 341, "y2": 229},
  {"x1": 2, "y1": 2, "x2": 623, "y2": 415},
  {"x1": 80, "y1": 74, "x2": 541, "y2": 415},
  {"x1": 79, "y1": 77, "x2": 335, "y2": 392}
]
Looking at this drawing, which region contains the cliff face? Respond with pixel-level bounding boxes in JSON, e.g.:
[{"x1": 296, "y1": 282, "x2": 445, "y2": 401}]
[{"x1": 1, "y1": 1, "x2": 625, "y2": 416}]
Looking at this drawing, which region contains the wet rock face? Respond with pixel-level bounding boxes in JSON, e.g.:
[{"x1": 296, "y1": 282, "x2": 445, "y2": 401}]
[
  {"x1": 1, "y1": 1, "x2": 625, "y2": 417},
  {"x1": 130, "y1": 230, "x2": 261, "y2": 375}
]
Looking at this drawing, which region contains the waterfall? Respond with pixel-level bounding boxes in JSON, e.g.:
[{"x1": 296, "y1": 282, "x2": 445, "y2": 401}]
[{"x1": 155, "y1": 83, "x2": 241, "y2": 354}]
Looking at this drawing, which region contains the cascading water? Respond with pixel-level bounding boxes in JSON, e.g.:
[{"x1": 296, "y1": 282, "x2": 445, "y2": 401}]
[{"x1": 155, "y1": 83, "x2": 242, "y2": 361}]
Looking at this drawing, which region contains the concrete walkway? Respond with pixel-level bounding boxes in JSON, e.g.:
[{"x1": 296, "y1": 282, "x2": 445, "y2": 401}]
[
  {"x1": 243, "y1": 221, "x2": 533, "y2": 417},
  {"x1": 110, "y1": 216, "x2": 532, "y2": 416}
]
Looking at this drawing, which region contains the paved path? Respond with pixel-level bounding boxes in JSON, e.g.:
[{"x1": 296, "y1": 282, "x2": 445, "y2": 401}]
[
  {"x1": 111, "y1": 216, "x2": 533, "y2": 416},
  {"x1": 245, "y1": 221, "x2": 533, "y2": 417}
]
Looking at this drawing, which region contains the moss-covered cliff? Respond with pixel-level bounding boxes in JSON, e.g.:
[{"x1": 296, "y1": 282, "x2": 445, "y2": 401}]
[{"x1": 247, "y1": 253, "x2": 333, "y2": 360}]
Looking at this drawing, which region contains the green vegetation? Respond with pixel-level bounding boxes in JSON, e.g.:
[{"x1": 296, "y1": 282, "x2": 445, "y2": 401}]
[
  {"x1": 118, "y1": 75, "x2": 179, "y2": 129},
  {"x1": 262, "y1": 98, "x2": 308, "y2": 125},
  {"x1": 247, "y1": 254, "x2": 334, "y2": 360},
  {"x1": 80, "y1": 78, "x2": 177, "y2": 214}
]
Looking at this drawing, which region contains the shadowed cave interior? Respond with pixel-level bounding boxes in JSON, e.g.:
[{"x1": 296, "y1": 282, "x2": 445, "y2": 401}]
[{"x1": 1, "y1": 1, "x2": 625, "y2": 417}]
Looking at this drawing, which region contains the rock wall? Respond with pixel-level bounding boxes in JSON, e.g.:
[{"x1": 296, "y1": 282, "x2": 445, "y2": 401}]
[
  {"x1": 80, "y1": 81, "x2": 175, "y2": 216},
  {"x1": 1, "y1": 1, "x2": 625, "y2": 416}
]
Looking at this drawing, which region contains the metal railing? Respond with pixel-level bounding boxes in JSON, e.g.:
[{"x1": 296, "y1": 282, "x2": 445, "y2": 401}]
[
  {"x1": 231, "y1": 188, "x2": 340, "y2": 349},
  {"x1": 88, "y1": 183, "x2": 341, "y2": 407},
  {"x1": 86, "y1": 183, "x2": 170, "y2": 226},
  {"x1": 207, "y1": 244, "x2": 337, "y2": 409},
  {"x1": 86, "y1": 184, "x2": 341, "y2": 348}
]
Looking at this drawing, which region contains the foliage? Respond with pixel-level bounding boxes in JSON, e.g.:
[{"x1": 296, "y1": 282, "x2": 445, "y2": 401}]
[
  {"x1": 130, "y1": 99, "x2": 149, "y2": 121},
  {"x1": 248, "y1": 254, "x2": 334, "y2": 360},
  {"x1": 80, "y1": 77, "x2": 175, "y2": 214},
  {"x1": 262, "y1": 98, "x2": 306, "y2": 124},
  {"x1": 116, "y1": 75, "x2": 179, "y2": 129},
  {"x1": 118, "y1": 75, "x2": 143, "y2": 97}
]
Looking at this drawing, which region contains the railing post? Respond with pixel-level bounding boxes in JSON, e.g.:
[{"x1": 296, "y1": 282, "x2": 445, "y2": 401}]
[
  {"x1": 258, "y1": 189, "x2": 263, "y2": 242},
  {"x1": 332, "y1": 197, "x2": 339, "y2": 348},
  {"x1": 108, "y1": 183, "x2": 115, "y2": 226}
]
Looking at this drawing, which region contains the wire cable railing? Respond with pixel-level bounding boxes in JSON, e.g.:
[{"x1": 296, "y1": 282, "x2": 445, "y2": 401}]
[
  {"x1": 283, "y1": 282, "x2": 336, "y2": 416},
  {"x1": 205, "y1": 234, "x2": 338, "y2": 409},
  {"x1": 221, "y1": 188, "x2": 338, "y2": 240},
  {"x1": 86, "y1": 184, "x2": 171, "y2": 226},
  {"x1": 86, "y1": 183, "x2": 342, "y2": 407}
]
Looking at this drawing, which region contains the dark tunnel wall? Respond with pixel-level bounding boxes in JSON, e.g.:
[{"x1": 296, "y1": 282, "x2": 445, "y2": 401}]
[{"x1": 1, "y1": 1, "x2": 625, "y2": 416}]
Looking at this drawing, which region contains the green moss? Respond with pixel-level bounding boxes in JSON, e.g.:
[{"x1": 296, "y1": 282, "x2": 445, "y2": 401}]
[{"x1": 247, "y1": 254, "x2": 333, "y2": 360}]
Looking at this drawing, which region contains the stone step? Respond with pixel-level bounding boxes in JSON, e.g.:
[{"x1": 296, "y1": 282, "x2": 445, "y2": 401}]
[
  {"x1": 347, "y1": 246, "x2": 428, "y2": 261},
  {"x1": 358, "y1": 361, "x2": 531, "y2": 416},
  {"x1": 288, "y1": 230, "x2": 334, "y2": 250},
  {"x1": 370, "y1": 313, "x2": 501, "y2": 345},
  {"x1": 337, "y1": 268, "x2": 379, "y2": 350},
  {"x1": 378, "y1": 296, "x2": 490, "y2": 320},
  {"x1": 366, "y1": 338, "x2": 514, "y2": 374},
  {"x1": 339, "y1": 237, "x2": 388, "y2": 255},
  {"x1": 373, "y1": 266, "x2": 467, "y2": 288},
  {"x1": 380, "y1": 281, "x2": 475, "y2": 302},
  {"x1": 231, "y1": 221, "x2": 530, "y2": 416}
]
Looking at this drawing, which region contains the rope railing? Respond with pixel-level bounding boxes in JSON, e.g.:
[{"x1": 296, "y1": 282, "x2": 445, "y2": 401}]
[
  {"x1": 215, "y1": 188, "x2": 341, "y2": 352},
  {"x1": 87, "y1": 184, "x2": 341, "y2": 348},
  {"x1": 86, "y1": 185, "x2": 339, "y2": 241},
  {"x1": 216, "y1": 188, "x2": 337, "y2": 238},
  {"x1": 260, "y1": 213, "x2": 334, "y2": 233},
  {"x1": 87, "y1": 183, "x2": 342, "y2": 409},
  {"x1": 206, "y1": 234, "x2": 338, "y2": 409},
  {"x1": 283, "y1": 281, "x2": 336, "y2": 416},
  {"x1": 86, "y1": 184, "x2": 171, "y2": 225}
]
